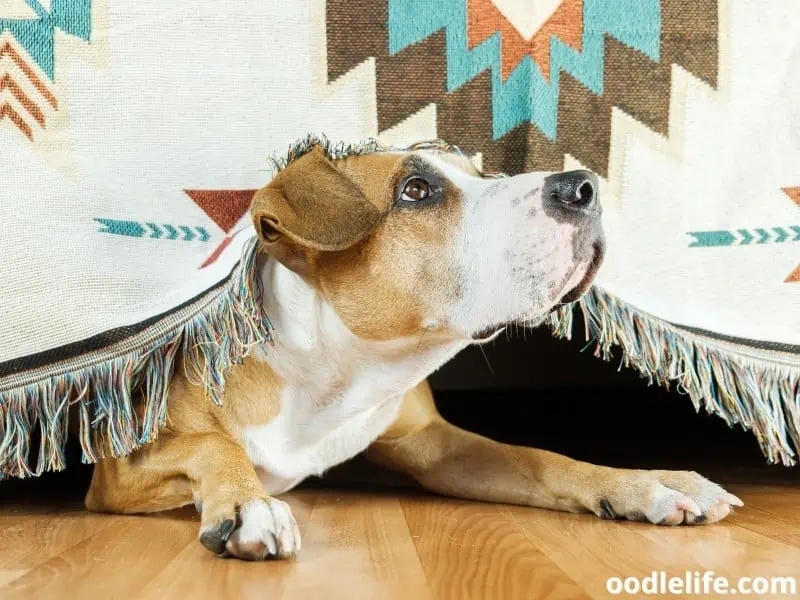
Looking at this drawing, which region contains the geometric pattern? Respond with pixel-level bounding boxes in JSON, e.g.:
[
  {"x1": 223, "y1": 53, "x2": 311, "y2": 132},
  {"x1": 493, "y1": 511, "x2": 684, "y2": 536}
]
[
  {"x1": 184, "y1": 189, "x2": 257, "y2": 234},
  {"x1": 183, "y1": 189, "x2": 258, "y2": 269},
  {"x1": 782, "y1": 188, "x2": 800, "y2": 283},
  {"x1": 92, "y1": 187, "x2": 258, "y2": 269},
  {"x1": 688, "y1": 226, "x2": 800, "y2": 247},
  {"x1": 785, "y1": 187, "x2": 800, "y2": 210},
  {"x1": 0, "y1": 0, "x2": 91, "y2": 141},
  {"x1": 94, "y1": 219, "x2": 211, "y2": 242},
  {"x1": 468, "y1": 0, "x2": 583, "y2": 82},
  {"x1": 326, "y1": 0, "x2": 719, "y2": 177},
  {"x1": 688, "y1": 188, "x2": 800, "y2": 284},
  {"x1": 0, "y1": 40, "x2": 57, "y2": 139}
]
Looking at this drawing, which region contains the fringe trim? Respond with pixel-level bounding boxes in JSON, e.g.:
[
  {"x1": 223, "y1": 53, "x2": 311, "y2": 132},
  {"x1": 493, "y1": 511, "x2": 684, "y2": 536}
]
[
  {"x1": 550, "y1": 286, "x2": 800, "y2": 466},
  {"x1": 0, "y1": 237, "x2": 272, "y2": 479},
  {"x1": 267, "y1": 133, "x2": 468, "y2": 175}
]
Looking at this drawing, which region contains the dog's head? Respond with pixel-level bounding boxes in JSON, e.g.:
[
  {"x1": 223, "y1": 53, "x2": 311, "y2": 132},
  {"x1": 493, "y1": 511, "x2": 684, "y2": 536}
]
[{"x1": 252, "y1": 142, "x2": 604, "y2": 342}]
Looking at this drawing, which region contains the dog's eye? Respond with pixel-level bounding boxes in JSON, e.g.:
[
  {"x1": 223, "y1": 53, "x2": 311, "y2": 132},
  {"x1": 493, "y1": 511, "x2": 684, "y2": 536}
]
[{"x1": 401, "y1": 178, "x2": 432, "y2": 202}]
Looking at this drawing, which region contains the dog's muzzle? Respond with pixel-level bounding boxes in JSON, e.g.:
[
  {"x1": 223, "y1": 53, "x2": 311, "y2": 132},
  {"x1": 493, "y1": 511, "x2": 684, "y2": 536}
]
[{"x1": 545, "y1": 169, "x2": 605, "y2": 304}]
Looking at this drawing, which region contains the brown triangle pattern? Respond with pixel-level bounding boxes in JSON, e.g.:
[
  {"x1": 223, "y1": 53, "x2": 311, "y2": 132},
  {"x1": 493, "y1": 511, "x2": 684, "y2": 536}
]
[
  {"x1": 784, "y1": 187, "x2": 800, "y2": 209},
  {"x1": 184, "y1": 189, "x2": 257, "y2": 233},
  {"x1": 326, "y1": 0, "x2": 718, "y2": 176}
]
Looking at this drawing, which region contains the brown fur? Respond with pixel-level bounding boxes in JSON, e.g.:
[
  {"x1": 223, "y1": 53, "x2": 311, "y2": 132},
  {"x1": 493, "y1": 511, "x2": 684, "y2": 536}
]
[
  {"x1": 87, "y1": 146, "x2": 738, "y2": 561},
  {"x1": 87, "y1": 357, "x2": 282, "y2": 511},
  {"x1": 255, "y1": 147, "x2": 464, "y2": 340}
]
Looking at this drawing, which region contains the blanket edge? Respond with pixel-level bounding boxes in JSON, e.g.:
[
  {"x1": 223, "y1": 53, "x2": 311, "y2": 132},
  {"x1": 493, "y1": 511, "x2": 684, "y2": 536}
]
[
  {"x1": 0, "y1": 237, "x2": 272, "y2": 479},
  {"x1": 550, "y1": 287, "x2": 800, "y2": 466}
]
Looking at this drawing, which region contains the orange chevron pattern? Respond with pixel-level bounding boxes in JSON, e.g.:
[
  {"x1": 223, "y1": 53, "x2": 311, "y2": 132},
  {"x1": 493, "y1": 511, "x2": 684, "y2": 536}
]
[
  {"x1": 467, "y1": 0, "x2": 583, "y2": 80},
  {"x1": 1, "y1": 74, "x2": 45, "y2": 126},
  {"x1": 0, "y1": 102, "x2": 32, "y2": 139},
  {"x1": 0, "y1": 40, "x2": 58, "y2": 141}
]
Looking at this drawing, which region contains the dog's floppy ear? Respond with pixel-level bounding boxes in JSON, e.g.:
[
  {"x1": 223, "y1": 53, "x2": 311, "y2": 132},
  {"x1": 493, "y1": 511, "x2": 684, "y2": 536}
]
[{"x1": 251, "y1": 146, "x2": 382, "y2": 255}]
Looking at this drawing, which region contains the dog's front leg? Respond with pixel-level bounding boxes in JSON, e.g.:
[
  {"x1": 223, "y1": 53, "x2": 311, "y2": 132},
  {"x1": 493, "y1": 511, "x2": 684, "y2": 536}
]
[
  {"x1": 368, "y1": 381, "x2": 742, "y2": 525},
  {"x1": 86, "y1": 431, "x2": 301, "y2": 560}
]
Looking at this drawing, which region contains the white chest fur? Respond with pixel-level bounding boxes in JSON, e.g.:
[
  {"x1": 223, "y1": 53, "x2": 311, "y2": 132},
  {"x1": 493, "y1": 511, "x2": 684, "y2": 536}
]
[
  {"x1": 242, "y1": 385, "x2": 405, "y2": 495},
  {"x1": 240, "y1": 259, "x2": 466, "y2": 495}
]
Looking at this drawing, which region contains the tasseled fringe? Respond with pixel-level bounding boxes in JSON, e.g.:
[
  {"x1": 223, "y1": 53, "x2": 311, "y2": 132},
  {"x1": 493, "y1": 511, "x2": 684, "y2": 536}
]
[
  {"x1": 0, "y1": 236, "x2": 271, "y2": 479},
  {"x1": 267, "y1": 133, "x2": 465, "y2": 176},
  {"x1": 550, "y1": 286, "x2": 800, "y2": 466}
]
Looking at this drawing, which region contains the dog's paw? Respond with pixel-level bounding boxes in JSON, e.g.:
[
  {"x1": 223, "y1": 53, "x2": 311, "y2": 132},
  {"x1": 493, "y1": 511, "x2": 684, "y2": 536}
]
[
  {"x1": 199, "y1": 497, "x2": 301, "y2": 560},
  {"x1": 596, "y1": 470, "x2": 743, "y2": 526}
]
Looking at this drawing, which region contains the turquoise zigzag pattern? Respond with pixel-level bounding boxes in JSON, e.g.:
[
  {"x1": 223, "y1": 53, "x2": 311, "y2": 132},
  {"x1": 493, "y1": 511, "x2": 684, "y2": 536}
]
[
  {"x1": 0, "y1": 0, "x2": 91, "y2": 80},
  {"x1": 387, "y1": 0, "x2": 661, "y2": 140}
]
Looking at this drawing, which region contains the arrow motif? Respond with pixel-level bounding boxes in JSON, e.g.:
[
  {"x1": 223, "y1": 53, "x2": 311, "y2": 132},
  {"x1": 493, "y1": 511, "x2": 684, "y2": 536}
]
[
  {"x1": 96, "y1": 220, "x2": 212, "y2": 243},
  {"x1": 737, "y1": 229, "x2": 753, "y2": 245},
  {"x1": 689, "y1": 226, "x2": 800, "y2": 248},
  {"x1": 146, "y1": 223, "x2": 163, "y2": 239},
  {"x1": 773, "y1": 227, "x2": 788, "y2": 243},
  {"x1": 163, "y1": 224, "x2": 179, "y2": 240},
  {"x1": 180, "y1": 226, "x2": 195, "y2": 242}
]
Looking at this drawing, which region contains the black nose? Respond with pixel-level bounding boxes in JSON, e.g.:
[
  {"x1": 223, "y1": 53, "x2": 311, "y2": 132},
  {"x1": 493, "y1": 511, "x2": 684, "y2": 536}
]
[{"x1": 544, "y1": 170, "x2": 598, "y2": 210}]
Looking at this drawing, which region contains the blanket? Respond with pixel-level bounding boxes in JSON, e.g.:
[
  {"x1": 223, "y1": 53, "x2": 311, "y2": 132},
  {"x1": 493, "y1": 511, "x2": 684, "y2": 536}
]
[{"x1": 1, "y1": 0, "x2": 798, "y2": 477}]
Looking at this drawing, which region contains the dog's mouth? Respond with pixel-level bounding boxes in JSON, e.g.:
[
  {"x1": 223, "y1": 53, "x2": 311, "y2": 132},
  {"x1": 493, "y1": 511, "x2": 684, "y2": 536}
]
[
  {"x1": 470, "y1": 240, "x2": 605, "y2": 342},
  {"x1": 556, "y1": 240, "x2": 605, "y2": 306}
]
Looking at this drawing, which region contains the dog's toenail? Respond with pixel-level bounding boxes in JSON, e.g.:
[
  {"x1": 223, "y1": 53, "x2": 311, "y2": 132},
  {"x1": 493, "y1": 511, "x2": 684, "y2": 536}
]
[
  {"x1": 598, "y1": 498, "x2": 618, "y2": 520},
  {"x1": 199, "y1": 518, "x2": 236, "y2": 555}
]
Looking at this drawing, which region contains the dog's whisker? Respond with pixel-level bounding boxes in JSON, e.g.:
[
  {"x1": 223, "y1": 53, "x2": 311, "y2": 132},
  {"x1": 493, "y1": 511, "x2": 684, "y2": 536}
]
[{"x1": 478, "y1": 344, "x2": 494, "y2": 376}]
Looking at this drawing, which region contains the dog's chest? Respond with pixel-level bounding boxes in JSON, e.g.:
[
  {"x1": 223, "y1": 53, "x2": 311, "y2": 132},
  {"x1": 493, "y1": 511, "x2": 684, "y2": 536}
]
[{"x1": 240, "y1": 382, "x2": 405, "y2": 495}]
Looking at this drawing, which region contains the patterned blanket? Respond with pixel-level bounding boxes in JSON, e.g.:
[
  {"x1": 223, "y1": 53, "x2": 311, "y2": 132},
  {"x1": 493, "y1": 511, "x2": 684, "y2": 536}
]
[{"x1": 1, "y1": 0, "x2": 798, "y2": 477}]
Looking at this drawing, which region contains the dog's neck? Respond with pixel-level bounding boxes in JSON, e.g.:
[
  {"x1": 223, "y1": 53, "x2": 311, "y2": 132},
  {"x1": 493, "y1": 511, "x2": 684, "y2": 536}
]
[{"x1": 253, "y1": 256, "x2": 468, "y2": 402}]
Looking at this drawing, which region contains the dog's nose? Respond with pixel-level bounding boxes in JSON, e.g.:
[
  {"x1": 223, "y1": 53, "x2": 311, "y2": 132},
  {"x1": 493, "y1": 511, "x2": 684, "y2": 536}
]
[{"x1": 545, "y1": 170, "x2": 598, "y2": 210}]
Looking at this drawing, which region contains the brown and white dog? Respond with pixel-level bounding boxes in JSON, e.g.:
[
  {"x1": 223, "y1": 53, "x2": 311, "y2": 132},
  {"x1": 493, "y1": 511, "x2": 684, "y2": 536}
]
[{"x1": 85, "y1": 143, "x2": 743, "y2": 560}]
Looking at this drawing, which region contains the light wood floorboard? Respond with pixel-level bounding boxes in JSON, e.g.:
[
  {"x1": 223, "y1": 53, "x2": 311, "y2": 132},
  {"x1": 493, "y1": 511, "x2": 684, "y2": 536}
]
[{"x1": 2, "y1": 480, "x2": 799, "y2": 599}]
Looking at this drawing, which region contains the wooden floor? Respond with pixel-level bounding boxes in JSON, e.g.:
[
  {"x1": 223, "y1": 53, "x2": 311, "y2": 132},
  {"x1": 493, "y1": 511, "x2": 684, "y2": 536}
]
[{"x1": 2, "y1": 477, "x2": 800, "y2": 600}]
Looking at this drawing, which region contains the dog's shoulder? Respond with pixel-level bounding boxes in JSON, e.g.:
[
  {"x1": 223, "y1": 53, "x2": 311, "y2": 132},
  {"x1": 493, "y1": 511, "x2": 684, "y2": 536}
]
[{"x1": 165, "y1": 355, "x2": 283, "y2": 436}]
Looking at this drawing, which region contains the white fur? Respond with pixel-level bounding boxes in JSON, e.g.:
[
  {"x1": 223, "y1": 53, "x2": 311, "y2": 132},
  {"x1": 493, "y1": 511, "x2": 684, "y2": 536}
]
[
  {"x1": 242, "y1": 259, "x2": 467, "y2": 495},
  {"x1": 628, "y1": 473, "x2": 744, "y2": 525},
  {"x1": 426, "y1": 156, "x2": 592, "y2": 336},
  {"x1": 226, "y1": 497, "x2": 301, "y2": 558},
  {"x1": 241, "y1": 153, "x2": 594, "y2": 495}
]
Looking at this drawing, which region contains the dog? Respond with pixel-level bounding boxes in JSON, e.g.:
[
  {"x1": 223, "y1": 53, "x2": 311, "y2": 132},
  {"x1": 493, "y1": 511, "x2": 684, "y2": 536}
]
[{"x1": 85, "y1": 143, "x2": 743, "y2": 560}]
